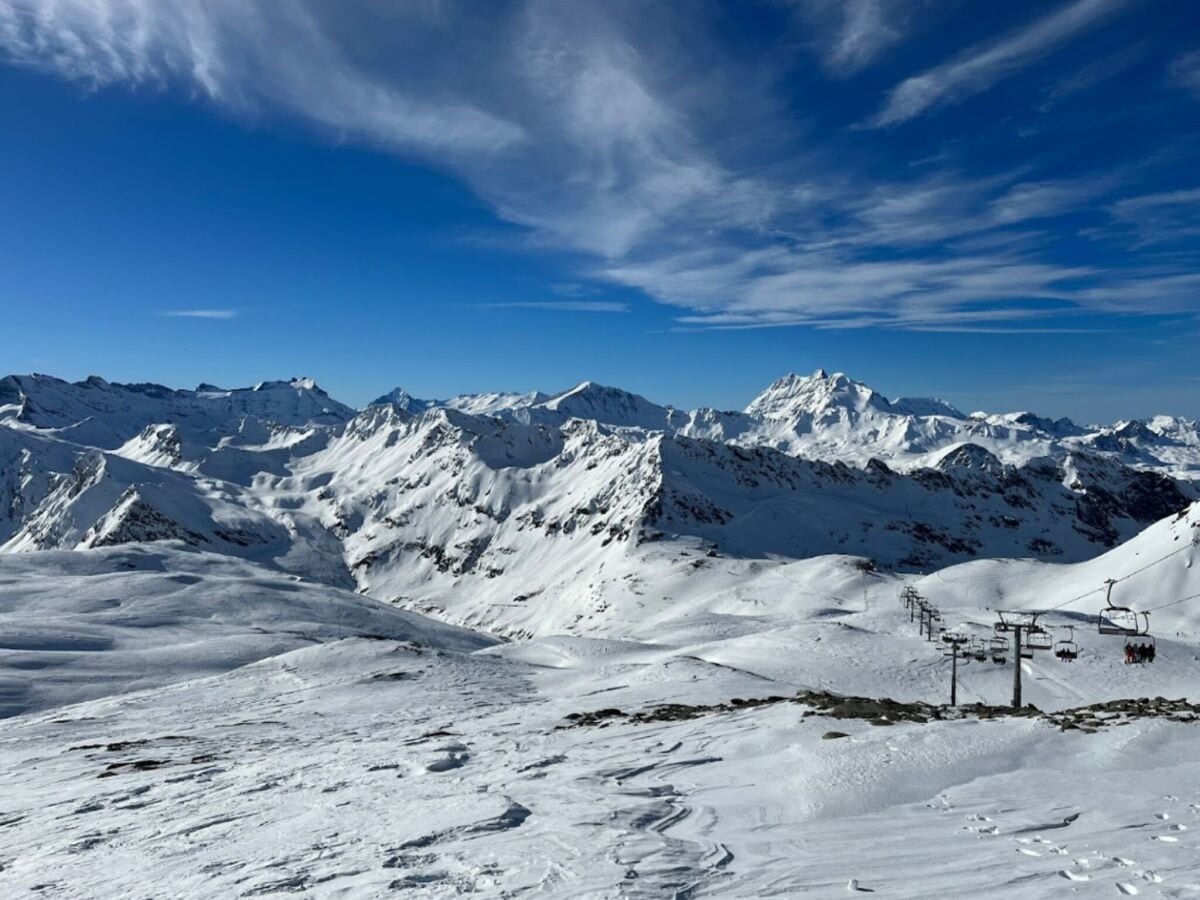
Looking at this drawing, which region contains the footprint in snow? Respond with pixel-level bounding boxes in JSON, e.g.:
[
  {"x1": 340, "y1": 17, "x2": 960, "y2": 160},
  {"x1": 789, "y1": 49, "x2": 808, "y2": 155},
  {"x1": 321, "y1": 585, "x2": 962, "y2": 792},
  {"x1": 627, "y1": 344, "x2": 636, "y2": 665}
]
[
  {"x1": 1136, "y1": 870, "x2": 1163, "y2": 884},
  {"x1": 1017, "y1": 848, "x2": 1042, "y2": 857},
  {"x1": 1112, "y1": 857, "x2": 1137, "y2": 867},
  {"x1": 1057, "y1": 869, "x2": 1089, "y2": 882},
  {"x1": 845, "y1": 879, "x2": 874, "y2": 892},
  {"x1": 1116, "y1": 882, "x2": 1140, "y2": 895},
  {"x1": 1155, "y1": 813, "x2": 1170, "y2": 820},
  {"x1": 1150, "y1": 835, "x2": 1179, "y2": 843},
  {"x1": 965, "y1": 824, "x2": 998, "y2": 835}
]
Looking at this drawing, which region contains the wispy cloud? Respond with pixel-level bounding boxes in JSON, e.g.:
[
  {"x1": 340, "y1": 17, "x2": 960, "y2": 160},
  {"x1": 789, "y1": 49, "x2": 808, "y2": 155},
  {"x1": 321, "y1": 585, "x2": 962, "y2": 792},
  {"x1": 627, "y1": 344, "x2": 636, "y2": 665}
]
[
  {"x1": 871, "y1": 0, "x2": 1131, "y2": 127},
  {"x1": 1171, "y1": 49, "x2": 1200, "y2": 99},
  {"x1": 1038, "y1": 41, "x2": 1146, "y2": 111},
  {"x1": 793, "y1": 0, "x2": 912, "y2": 75},
  {"x1": 160, "y1": 309, "x2": 238, "y2": 319},
  {"x1": 476, "y1": 300, "x2": 630, "y2": 313},
  {"x1": 0, "y1": 0, "x2": 1194, "y2": 336},
  {"x1": 0, "y1": 1, "x2": 524, "y2": 155},
  {"x1": 1094, "y1": 188, "x2": 1200, "y2": 248}
]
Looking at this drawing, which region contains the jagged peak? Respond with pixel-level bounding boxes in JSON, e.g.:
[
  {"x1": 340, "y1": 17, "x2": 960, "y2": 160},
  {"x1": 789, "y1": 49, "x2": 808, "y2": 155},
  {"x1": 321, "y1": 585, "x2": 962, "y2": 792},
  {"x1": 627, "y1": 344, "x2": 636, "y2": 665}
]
[
  {"x1": 746, "y1": 369, "x2": 881, "y2": 419},
  {"x1": 371, "y1": 387, "x2": 430, "y2": 415}
]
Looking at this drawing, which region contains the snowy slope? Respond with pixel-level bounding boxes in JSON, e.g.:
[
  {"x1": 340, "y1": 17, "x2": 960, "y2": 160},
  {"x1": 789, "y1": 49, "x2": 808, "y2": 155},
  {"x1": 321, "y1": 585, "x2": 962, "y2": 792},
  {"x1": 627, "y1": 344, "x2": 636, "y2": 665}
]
[
  {"x1": 0, "y1": 426, "x2": 352, "y2": 585},
  {"x1": 2, "y1": 524, "x2": 1200, "y2": 896},
  {"x1": 256, "y1": 403, "x2": 1189, "y2": 637},
  {"x1": 0, "y1": 544, "x2": 490, "y2": 718},
  {"x1": 3, "y1": 372, "x2": 1200, "y2": 897}
]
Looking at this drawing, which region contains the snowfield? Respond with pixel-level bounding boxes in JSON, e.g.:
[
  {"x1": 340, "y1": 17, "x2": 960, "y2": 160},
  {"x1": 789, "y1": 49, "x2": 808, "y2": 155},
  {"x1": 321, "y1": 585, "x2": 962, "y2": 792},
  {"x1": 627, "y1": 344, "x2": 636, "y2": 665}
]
[{"x1": 1, "y1": 371, "x2": 1199, "y2": 897}]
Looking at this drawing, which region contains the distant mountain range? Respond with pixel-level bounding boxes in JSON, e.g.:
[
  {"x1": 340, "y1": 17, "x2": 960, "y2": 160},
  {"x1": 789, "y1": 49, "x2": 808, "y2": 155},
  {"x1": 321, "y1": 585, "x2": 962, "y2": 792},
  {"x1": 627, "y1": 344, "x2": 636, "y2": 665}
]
[{"x1": 2, "y1": 369, "x2": 1196, "y2": 635}]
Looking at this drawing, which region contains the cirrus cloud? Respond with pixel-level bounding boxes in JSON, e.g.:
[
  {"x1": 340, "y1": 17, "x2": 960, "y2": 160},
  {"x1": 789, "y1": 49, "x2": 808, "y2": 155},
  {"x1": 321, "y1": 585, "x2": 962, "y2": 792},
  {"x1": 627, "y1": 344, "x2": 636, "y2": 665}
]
[{"x1": 1, "y1": 0, "x2": 1195, "y2": 335}]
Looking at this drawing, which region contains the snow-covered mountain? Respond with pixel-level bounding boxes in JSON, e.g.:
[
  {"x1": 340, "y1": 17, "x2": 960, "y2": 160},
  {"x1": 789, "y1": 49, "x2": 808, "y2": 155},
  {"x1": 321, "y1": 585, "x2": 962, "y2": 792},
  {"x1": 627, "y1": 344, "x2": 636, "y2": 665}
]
[
  {"x1": 264, "y1": 402, "x2": 1188, "y2": 635},
  {"x1": 0, "y1": 373, "x2": 353, "y2": 450},
  {"x1": 4, "y1": 369, "x2": 1200, "y2": 898},
  {"x1": 723, "y1": 369, "x2": 1200, "y2": 478},
  {"x1": 2, "y1": 367, "x2": 1198, "y2": 638},
  {"x1": 374, "y1": 369, "x2": 1200, "y2": 479}
]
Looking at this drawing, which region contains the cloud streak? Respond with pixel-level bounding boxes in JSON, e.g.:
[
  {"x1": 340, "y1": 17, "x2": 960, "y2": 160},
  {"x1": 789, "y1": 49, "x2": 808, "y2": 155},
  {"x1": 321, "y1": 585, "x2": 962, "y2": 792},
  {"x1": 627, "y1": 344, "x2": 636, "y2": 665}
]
[
  {"x1": 0, "y1": 0, "x2": 524, "y2": 154},
  {"x1": 871, "y1": 0, "x2": 1130, "y2": 127},
  {"x1": 476, "y1": 300, "x2": 630, "y2": 313},
  {"x1": 794, "y1": 0, "x2": 910, "y2": 75},
  {"x1": 1, "y1": 0, "x2": 1194, "y2": 334},
  {"x1": 160, "y1": 309, "x2": 238, "y2": 319}
]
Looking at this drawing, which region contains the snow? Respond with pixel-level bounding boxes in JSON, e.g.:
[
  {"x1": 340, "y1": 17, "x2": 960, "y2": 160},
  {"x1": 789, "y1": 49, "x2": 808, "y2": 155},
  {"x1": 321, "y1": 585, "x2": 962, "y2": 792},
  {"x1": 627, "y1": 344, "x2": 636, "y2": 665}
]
[
  {"x1": 0, "y1": 545, "x2": 489, "y2": 717},
  {"x1": 2, "y1": 528, "x2": 1200, "y2": 895},
  {"x1": 2, "y1": 369, "x2": 1200, "y2": 896}
]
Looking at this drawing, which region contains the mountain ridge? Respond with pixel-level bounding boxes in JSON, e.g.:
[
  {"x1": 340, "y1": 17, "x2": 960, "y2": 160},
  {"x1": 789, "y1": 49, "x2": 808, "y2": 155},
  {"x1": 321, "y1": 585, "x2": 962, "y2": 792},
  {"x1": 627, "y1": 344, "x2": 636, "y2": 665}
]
[{"x1": 3, "y1": 367, "x2": 1197, "y2": 638}]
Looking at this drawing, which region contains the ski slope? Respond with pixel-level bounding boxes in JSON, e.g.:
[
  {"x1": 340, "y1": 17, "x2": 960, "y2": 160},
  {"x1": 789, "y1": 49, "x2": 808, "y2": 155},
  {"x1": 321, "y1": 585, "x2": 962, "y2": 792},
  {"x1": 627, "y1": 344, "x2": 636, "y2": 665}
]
[
  {"x1": 2, "y1": 371, "x2": 1199, "y2": 896},
  {"x1": 0, "y1": 505, "x2": 1198, "y2": 896}
]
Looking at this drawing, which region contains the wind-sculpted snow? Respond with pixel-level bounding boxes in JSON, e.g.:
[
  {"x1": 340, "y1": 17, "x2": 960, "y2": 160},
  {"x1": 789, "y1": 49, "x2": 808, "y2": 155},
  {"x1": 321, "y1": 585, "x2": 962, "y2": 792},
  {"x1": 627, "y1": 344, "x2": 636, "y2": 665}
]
[
  {"x1": 2, "y1": 511, "x2": 1199, "y2": 895},
  {"x1": 0, "y1": 545, "x2": 492, "y2": 717}
]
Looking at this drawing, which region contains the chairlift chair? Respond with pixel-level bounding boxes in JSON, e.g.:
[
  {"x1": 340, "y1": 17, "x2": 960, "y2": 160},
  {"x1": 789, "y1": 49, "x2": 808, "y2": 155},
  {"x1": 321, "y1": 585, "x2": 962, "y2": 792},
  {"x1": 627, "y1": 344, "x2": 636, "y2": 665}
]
[
  {"x1": 1054, "y1": 626, "x2": 1079, "y2": 661},
  {"x1": 1098, "y1": 579, "x2": 1149, "y2": 636},
  {"x1": 1099, "y1": 607, "x2": 1146, "y2": 636},
  {"x1": 1025, "y1": 627, "x2": 1054, "y2": 652},
  {"x1": 1054, "y1": 641, "x2": 1079, "y2": 661},
  {"x1": 989, "y1": 636, "x2": 1008, "y2": 664}
]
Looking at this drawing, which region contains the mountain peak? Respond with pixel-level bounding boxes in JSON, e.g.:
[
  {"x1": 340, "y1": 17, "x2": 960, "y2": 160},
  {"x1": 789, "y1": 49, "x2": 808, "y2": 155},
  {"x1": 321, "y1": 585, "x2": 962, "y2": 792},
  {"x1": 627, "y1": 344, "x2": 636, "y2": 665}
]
[
  {"x1": 540, "y1": 381, "x2": 680, "y2": 430},
  {"x1": 746, "y1": 370, "x2": 875, "y2": 419},
  {"x1": 371, "y1": 387, "x2": 430, "y2": 415}
]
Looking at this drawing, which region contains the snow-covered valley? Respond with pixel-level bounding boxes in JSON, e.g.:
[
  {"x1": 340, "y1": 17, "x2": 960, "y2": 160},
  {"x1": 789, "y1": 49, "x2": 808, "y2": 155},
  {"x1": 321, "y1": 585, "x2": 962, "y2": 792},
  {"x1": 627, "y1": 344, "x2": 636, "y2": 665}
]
[{"x1": 2, "y1": 371, "x2": 1199, "y2": 897}]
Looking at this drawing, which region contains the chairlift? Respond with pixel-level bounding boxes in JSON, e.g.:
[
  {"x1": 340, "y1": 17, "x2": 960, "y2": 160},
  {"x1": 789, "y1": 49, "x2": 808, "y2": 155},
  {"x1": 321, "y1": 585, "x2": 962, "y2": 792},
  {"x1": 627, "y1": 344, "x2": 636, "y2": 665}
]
[
  {"x1": 1054, "y1": 626, "x2": 1079, "y2": 662},
  {"x1": 989, "y1": 636, "x2": 1008, "y2": 664},
  {"x1": 1098, "y1": 579, "x2": 1150, "y2": 637},
  {"x1": 972, "y1": 641, "x2": 987, "y2": 663},
  {"x1": 1024, "y1": 627, "x2": 1053, "y2": 652}
]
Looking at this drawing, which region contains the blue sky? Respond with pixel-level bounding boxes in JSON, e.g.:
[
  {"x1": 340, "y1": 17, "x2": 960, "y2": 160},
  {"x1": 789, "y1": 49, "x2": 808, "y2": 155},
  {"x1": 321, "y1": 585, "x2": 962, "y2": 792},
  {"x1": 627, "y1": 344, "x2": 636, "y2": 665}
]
[{"x1": 1, "y1": 0, "x2": 1199, "y2": 421}]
